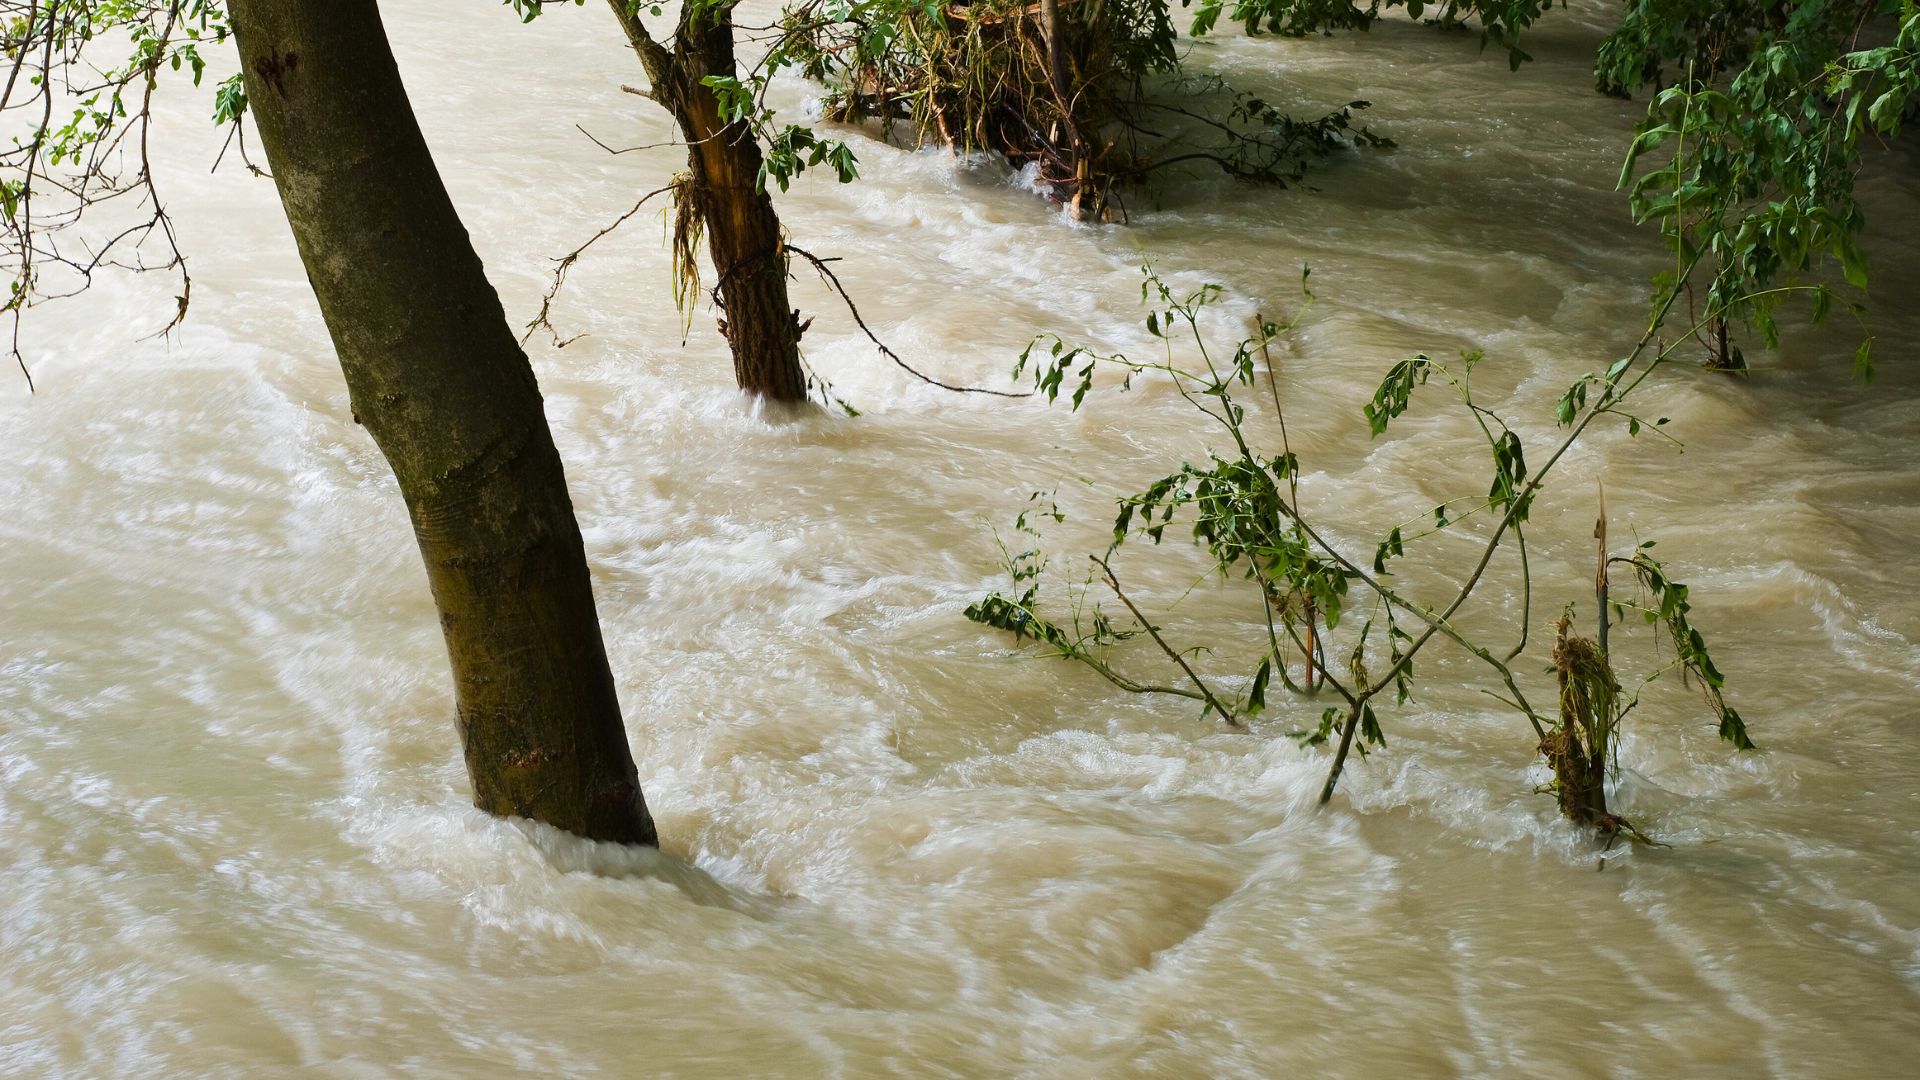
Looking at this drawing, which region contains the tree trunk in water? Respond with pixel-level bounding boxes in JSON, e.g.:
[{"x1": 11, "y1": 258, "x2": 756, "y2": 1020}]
[
  {"x1": 609, "y1": 3, "x2": 807, "y2": 402},
  {"x1": 230, "y1": 0, "x2": 656, "y2": 846}
]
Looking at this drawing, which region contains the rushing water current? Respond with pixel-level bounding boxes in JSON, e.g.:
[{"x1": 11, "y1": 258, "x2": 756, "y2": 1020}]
[{"x1": 3, "y1": 2, "x2": 1917, "y2": 1075}]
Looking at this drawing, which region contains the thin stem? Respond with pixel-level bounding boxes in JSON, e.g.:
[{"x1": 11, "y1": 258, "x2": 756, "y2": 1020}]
[
  {"x1": 1319, "y1": 701, "x2": 1364, "y2": 804},
  {"x1": 1092, "y1": 555, "x2": 1241, "y2": 728},
  {"x1": 787, "y1": 244, "x2": 1028, "y2": 397},
  {"x1": 1596, "y1": 482, "x2": 1611, "y2": 657}
]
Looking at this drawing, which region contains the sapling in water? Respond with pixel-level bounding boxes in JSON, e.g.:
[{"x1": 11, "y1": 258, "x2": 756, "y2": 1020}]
[{"x1": 967, "y1": 263, "x2": 1755, "y2": 837}]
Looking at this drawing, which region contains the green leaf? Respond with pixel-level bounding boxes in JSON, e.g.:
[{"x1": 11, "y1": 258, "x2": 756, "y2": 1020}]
[
  {"x1": 1360, "y1": 704, "x2": 1385, "y2": 746},
  {"x1": 1719, "y1": 705, "x2": 1756, "y2": 750},
  {"x1": 1364, "y1": 355, "x2": 1431, "y2": 437}
]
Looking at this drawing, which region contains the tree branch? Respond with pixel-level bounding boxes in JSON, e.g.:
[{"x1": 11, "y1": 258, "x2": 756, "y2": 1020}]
[{"x1": 1092, "y1": 554, "x2": 1241, "y2": 728}]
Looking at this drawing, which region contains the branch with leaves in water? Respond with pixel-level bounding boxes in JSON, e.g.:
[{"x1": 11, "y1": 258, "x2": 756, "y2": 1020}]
[{"x1": 966, "y1": 260, "x2": 1758, "y2": 836}]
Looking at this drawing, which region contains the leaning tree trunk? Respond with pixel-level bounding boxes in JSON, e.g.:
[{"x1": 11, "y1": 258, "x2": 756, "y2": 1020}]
[
  {"x1": 608, "y1": 1, "x2": 808, "y2": 402},
  {"x1": 230, "y1": 0, "x2": 656, "y2": 845}
]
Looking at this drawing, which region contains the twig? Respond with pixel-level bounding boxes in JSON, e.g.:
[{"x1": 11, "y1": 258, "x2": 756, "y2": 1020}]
[
  {"x1": 1091, "y1": 554, "x2": 1241, "y2": 728},
  {"x1": 521, "y1": 182, "x2": 677, "y2": 347},
  {"x1": 1255, "y1": 315, "x2": 1319, "y2": 689},
  {"x1": 1596, "y1": 481, "x2": 1610, "y2": 656},
  {"x1": 1319, "y1": 702, "x2": 1365, "y2": 804},
  {"x1": 575, "y1": 123, "x2": 681, "y2": 156},
  {"x1": 785, "y1": 243, "x2": 1031, "y2": 397}
]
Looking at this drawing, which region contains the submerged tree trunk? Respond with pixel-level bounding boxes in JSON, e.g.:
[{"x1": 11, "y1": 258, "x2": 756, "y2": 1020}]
[
  {"x1": 609, "y1": 2, "x2": 808, "y2": 402},
  {"x1": 230, "y1": 0, "x2": 656, "y2": 845}
]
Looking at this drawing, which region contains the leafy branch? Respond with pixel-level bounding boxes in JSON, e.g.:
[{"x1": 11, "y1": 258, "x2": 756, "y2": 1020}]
[{"x1": 968, "y1": 259, "x2": 1757, "y2": 835}]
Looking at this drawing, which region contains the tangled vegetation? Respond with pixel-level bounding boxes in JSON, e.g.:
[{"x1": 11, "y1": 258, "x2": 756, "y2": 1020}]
[{"x1": 773, "y1": 0, "x2": 1386, "y2": 217}]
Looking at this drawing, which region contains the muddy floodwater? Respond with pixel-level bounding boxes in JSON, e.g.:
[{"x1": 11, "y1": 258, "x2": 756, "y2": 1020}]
[{"x1": 2, "y1": 1, "x2": 1917, "y2": 1075}]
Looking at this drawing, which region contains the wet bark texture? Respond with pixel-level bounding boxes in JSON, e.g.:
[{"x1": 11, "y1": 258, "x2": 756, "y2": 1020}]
[
  {"x1": 230, "y1": 0, "x2": 657, "y2": 845},
  {"x1": 609, "y1": 2, "x2": 808, "y2": 401}
]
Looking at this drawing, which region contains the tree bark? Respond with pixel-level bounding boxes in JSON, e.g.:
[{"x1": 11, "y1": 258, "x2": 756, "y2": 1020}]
[
  {"x1": 1038, "y1": 0, "x2": 1069, "y2": 107},
  {"x1": 609, "y1": 1, "x2": 808, "y2": 401},
  {"x1": 229, "y1": 0, "x2": 656, "y2": 845}
]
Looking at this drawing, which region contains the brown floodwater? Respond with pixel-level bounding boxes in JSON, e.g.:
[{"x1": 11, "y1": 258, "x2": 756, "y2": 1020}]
[{"x1": 2, "y1": 1, "x2": 1916, "y2": 1075}]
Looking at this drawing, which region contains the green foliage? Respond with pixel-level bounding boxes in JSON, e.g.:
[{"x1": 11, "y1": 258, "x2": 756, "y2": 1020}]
[
  {"x1": 1594, "y1": 0, "x2": 1788, "y2": 96},
  {"x1": 1613, "y1": 1, "x2": 1916, "y2": 373},
  {"x1": 8, "y1": 0, "x2": 236, "y2": 165},
  {"x1": 1615, "y1": 550, "x2": 1754, "y2": 750},
  {"x1": 702, "y1": 75, "x2": 861, "y2": 190},
  {"x1": 1363, "y1": 355, "x2": 1431, "y2": 436},
  {"x1": 1181, "y1": 0, "x2": 1910, "y2": 375},
  {"x1": 211, "y1": 71, "x2": 246, "y2": 124}
]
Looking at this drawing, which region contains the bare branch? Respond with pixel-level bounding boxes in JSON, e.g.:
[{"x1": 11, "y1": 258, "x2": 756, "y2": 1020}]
[
  {"x1": 785, "y1": 243, "x2": 1030, "y2": 397},
  {"x1": 521, "y1": 182, "x2": 677, "y2": 347},
  {"x1": 1091, "y1": 554, "x2": 1241, "y2": 729}
]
